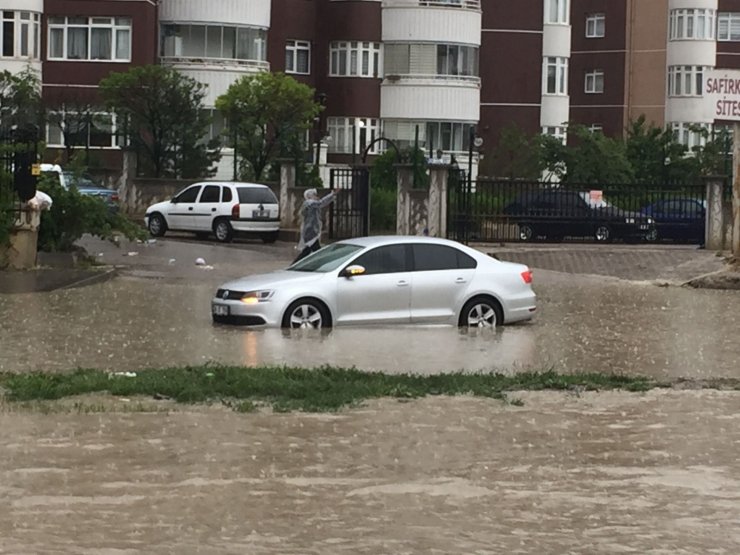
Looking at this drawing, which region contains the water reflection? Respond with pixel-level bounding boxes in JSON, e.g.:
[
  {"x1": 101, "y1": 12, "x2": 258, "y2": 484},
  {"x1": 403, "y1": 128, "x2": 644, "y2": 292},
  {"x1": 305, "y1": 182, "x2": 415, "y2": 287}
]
[{"x1": 0, "y1": 276, "x2": 738, "y2": 378}]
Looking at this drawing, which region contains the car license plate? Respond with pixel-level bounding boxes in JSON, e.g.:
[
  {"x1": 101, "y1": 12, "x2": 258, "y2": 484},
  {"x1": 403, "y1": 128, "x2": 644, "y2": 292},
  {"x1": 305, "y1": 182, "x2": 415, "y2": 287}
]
[
  {"x1": 252, "y1": 210, "x2": 268, "y2": 219},
  {"x1": 639, "y1": 224, "x2": 649, "y2": 230},
  {"x1": 212, "y1": 304, "x2": 229, "y2": 316}
]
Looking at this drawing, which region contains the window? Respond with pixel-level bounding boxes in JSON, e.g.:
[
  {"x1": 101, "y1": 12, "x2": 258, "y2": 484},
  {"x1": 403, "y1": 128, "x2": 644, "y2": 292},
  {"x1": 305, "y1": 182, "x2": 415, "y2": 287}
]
[
  {"x1": 667, "y1": 66, "x2": 706, "y2": 97},
  {"x1": 545, "y1": 0, "x2": 569, "y2": 24},
  {"x1": 174, "y1": 185, "x2": 201, "y2": 203},
  {"x1": 585, "y1": 14, "x2": 605, "y2": 38},
  {"x1": 584, "y1": 70, "x2": 604, "y2": 93},
  {"x1": 589, "y1": 124, "x2": 603, "y2": 134},
  {"x1": 353, "y1": 245, "x2": 408, "y2": 275},
  {"x1": 161, "y1": 24, "x2": 267, "y2": 63},
  {"x1": 425, "y1": 121, "x2": 474, "y2": 152},
  {"x1": 412, "y1": 245, "x2": 476, "y2": 271},
  {"x1": 329, "y1": 41, "x2": 381, "y2": 77},
  {"x1": 285, "y1": 39, "x2": 310, "y2": 74},
  {"x1": 436, "y1": 44, "x2": 478, "y2": 77},
  {"x1": 671, "y1": 122, "x2": 708, "y2": 149},
  {"x1": 718, "y1": 13, "x2": 740, "y2": 41},
  {"x1": 542, "y1": 126, "x2": 567, "y2": 144},
  {"x1": 0, "y1": 11, "x2": 40, "y2": 59},
  {"x1": 46, "y1": 111, "x2": 120, "y2": 149},
  {"x1": 237, "y1": 187, "x2": 278, "y2": 205},
  {"x1": 544, "y1": 57, "x2": 568, "y2": 95},
  {"x1": 671, "y1": 9, "x2": 716, "y2": 40},
  {"x1": 48, "y1": 16, "x2": 131, "y2": 61},
  {"x1": 327, "y1": 117, "x2": 380, "y2": 154},
  {"x1": 222, "y1": 187, "x2": 232, "y2": 203},
  {"x1": 199, "y1": 185, "x2": 220, "y2": 203}
]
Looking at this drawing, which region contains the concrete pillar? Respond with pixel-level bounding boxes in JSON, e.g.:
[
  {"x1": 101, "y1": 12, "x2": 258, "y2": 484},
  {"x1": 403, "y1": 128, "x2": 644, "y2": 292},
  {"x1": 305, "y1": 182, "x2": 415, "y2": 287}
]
[
  {"x1": 428, "y1": 165, "x2": 449, "y2": 238},
  {"x1": 279, "y1": 161, "x2": 296, "y2": 228},
  {"x1": 733, "y1": 122, "x2": 740, "y2": 255},
  {"x1": 396, "y1": 164, "x2": 414, "y2": 236},
  {"x1": 118, "y1": 149, "x2": 138, "y2": 215},
  {"x1": 705, "y1": 176, "x2": 727, "y2": 251},
  {"x1": 6, "y1": 206, "x2": 41, "y2": 269}
]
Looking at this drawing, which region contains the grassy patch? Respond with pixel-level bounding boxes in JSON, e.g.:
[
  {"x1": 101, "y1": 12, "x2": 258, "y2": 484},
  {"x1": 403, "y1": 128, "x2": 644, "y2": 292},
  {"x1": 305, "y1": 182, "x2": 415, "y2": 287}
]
[{"x1": 0, "y1": 366, "x2": 664, "y2": 413}]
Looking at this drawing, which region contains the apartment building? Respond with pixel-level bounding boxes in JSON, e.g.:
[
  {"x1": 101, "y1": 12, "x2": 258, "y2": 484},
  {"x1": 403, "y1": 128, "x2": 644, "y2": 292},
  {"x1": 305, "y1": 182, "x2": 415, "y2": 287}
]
[{"x1": 2, "y1": 0, "x2": 740, "y2": 174}]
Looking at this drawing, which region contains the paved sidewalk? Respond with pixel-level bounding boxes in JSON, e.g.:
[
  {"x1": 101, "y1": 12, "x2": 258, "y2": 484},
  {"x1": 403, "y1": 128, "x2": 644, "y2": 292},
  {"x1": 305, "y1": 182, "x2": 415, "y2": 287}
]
[{"x1": 478, "y1": 243, "x2": 728, "y2": 282}]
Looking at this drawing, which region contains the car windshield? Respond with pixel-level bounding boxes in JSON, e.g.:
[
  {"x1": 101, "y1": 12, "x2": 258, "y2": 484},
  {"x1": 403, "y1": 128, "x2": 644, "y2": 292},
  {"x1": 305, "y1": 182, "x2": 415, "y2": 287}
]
[
  {"x1": 578, "y1": 192, "x2": 612, "y2": 208},
  {"x1": 288, "y1": 243, "x2": 363, "y2": 273}
]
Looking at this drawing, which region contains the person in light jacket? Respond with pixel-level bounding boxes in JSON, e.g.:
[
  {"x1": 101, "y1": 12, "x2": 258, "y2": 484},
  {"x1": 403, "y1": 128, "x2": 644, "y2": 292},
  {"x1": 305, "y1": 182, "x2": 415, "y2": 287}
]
[{"x1": 293, "y1": 188, "x2": 338, "y2": 263}]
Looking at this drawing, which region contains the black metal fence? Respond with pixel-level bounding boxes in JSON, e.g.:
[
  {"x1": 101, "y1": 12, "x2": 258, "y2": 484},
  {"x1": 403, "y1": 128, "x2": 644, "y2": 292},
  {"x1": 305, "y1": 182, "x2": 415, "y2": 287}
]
[
  {"x1": 448, "y1": 171, "x2": 719, "y2": 244},
  {"x1": 329, "y1": 167, "x2": 370, "y2": 239}
]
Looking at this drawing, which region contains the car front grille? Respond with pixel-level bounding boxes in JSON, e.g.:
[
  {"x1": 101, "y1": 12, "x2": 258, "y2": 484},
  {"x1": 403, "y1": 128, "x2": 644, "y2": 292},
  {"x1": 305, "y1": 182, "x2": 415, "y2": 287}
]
[{"x1": 216, "y1": 289, "x2": 244, "y2": 300}]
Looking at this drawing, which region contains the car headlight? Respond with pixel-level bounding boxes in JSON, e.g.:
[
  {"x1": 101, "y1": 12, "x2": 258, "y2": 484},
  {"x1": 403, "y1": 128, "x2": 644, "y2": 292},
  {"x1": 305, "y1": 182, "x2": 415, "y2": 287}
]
[
  {"x1": 647, "y1": 218, "x2": 654, "y2": 224},
  {"x1": 240, "y1": 290, "x2": 274, "y2": 304},
  {"x1": 625, "y1": 217, "x2": 635, "y2": 224}
]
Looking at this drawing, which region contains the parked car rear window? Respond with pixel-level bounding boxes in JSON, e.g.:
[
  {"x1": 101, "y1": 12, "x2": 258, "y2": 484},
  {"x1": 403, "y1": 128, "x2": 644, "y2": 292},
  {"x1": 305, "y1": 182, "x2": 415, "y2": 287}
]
[
  {"x1": 412, "y1": 244, "x2": 476, "y2": 271},
  {"x1": 199, "y1": 185, "x2": 220, "y2": 203},
  {"x1": 237, "y1": 187, "x2": 278, "y2": 205}
]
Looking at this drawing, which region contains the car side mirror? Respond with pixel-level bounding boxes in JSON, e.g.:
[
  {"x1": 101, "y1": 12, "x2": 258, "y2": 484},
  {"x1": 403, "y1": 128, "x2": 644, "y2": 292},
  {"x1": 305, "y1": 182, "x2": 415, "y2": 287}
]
[{"x1": 341, "y1": 265, "x2": 366, "y2": 278}]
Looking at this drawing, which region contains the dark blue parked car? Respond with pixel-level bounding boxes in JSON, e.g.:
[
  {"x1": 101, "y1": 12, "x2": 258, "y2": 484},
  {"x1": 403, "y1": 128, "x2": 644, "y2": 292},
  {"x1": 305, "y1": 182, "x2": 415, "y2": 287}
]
[{"x1": 640, "y1": 198, "x2": 705, "y2": 243}]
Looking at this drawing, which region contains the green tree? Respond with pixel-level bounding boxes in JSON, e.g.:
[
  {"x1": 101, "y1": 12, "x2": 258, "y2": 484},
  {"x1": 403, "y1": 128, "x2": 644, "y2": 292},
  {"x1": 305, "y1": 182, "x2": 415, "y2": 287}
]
[
  {"x1": 99, "y1": 65, "x2": 220, "y2": 178},
  {"x1": 553, "y1": 125, "x2": 634, "y2": 184},
  {"x1": 0, "y1": 68, "x2": 42, "y2": 132},
  {"x1": 215, "y1": 72, "x2": 320, "y2": 181},
  {"x1": 624, "y1": 116, "x2": 692, "y2": 183},
  {"x1": 486, "y1": 124, "x2": 544, "y2": 179}
]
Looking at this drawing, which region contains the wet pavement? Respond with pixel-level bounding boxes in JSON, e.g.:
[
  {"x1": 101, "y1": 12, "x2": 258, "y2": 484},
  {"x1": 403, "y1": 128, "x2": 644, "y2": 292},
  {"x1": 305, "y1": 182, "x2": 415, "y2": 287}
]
[
  {"x1": 1, "y1": 390, "x2": 739, "y2": 553},
  {"x1": 2, "y1": 236, "x2": 739, "y2": 553}
]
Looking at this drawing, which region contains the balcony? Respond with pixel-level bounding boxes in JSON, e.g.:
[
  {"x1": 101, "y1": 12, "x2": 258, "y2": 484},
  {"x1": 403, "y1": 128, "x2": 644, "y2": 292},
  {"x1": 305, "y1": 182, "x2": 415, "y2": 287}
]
[{"x1": 383, "y1": 0, "x2": 480, "y2": 10}]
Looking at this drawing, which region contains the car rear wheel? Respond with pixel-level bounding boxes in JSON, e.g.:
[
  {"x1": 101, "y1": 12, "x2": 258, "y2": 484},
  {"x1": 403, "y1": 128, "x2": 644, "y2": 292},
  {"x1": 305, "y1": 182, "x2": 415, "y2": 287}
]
[
  {"x1": 594, "y1": 225, "x2": 612, "y2": 243},
  {"x1": 282, "y1": 299, "x2": 331, "y2": 329},
  {"x1": 519, "y1": 224, "x2": 535, "y2": 242},
  {"x1": 213, "y1": 219, "x2": 234, "y2": 243},
  {"x1": 459, "y1": 297, "x2": 503, "y2": 328},
  {"x1": 148, "y1": 213, "x2": 167, "y2": 237}
]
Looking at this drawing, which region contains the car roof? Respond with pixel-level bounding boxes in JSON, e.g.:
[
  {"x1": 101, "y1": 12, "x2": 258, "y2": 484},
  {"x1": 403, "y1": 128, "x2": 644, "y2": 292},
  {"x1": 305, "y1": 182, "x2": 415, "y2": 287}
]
[
  {"x1": 337, "y1": 236, "x2": 471, "y2": 248},
  {"x1": 192, "y1": 181, "x2": 270, "y2": 188}
]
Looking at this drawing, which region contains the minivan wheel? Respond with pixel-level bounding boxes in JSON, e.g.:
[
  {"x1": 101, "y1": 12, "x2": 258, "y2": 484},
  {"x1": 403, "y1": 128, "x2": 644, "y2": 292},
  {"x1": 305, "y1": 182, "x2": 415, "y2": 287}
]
[
  {"x1": 213, "y1": 219, "x2": 234, "y2": 243},
  {"x1": 261, "y1": 231, "x2": 279, "y2": 244},
  {"x1": 594, "y1": 225, "x2": 612, "y2": 243},
  {"x1": 519, "y1": 224, "x2": 535, "y2": 242},
  {"x1": 282, "y1": 299, "x2": 331, "y2": 329},
  {"x1": 148, "y1": 213, "x2": 167, "y2": 237},
  {"x1": 459, "y1": 297, "x2": 503, "y2": 328}
]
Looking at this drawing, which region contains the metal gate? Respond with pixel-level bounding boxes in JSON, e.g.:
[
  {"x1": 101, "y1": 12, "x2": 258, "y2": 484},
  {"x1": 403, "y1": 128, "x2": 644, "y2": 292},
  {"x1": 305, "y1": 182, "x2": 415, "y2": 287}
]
[{"x1": 328, "y1": 167, "x2": 370, "y2": 239}]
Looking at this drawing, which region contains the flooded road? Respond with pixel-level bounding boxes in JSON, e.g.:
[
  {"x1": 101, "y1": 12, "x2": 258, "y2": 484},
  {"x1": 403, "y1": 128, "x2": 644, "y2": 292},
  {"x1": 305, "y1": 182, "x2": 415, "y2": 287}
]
[
  {"x1": 1, "y1": 390, "x2": 739, "y2": 553},
  {"x1": 0, "y1": 269, "x2": 737, "y2": 378}
]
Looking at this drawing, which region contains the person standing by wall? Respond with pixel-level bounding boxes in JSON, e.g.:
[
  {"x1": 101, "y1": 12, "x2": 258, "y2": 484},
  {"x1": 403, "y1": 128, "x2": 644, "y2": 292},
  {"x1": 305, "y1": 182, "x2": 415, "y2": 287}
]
[{"x1": 293, "y1": 188, "x2": 339, "y2": 263}]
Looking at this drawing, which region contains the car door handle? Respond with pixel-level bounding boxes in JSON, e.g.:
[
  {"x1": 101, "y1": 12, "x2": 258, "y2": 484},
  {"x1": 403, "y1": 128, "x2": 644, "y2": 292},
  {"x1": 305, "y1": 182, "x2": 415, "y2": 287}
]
[
  {"x1": 397, "y1": 280, "x2": 409, "y2": 287},
  {"x1": 211, "y1": 208, "x2": 217, "y2": 212},
  {"x1": 188, "y1": 207, "x2": 193, "y2": 211},
  {"x1": 455, "y1": 278, "x2": 467, "y2": 284}
]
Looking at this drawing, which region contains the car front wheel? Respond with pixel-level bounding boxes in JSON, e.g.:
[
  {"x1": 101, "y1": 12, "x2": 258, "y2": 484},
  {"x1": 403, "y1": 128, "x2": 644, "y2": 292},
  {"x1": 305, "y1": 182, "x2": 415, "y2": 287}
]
[
  {"x1": 459, "y1": 297, "x2": 503, "y2": 328},
  {"x1": 148, "y1": 213, "x2": 167, "y2": 237},
  {"x1": 519, "y1": 224, "x2": 535, "y2": 242},
  {"x1": 213, "y1": 219, "x2": 234, "y2": 243},
  {"x1": 282, "y1": 299, "x2": 331, "y2": 329}
]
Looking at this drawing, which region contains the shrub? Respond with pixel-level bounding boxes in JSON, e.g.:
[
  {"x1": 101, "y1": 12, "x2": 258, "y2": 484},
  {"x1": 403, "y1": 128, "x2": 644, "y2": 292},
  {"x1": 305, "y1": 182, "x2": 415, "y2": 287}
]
[
  {"x1": 370, "y1": 187, "x2": 396, "y2": 233},
  {"x1": 36, "y1": 174, "x2": 145, "y2": 252}
]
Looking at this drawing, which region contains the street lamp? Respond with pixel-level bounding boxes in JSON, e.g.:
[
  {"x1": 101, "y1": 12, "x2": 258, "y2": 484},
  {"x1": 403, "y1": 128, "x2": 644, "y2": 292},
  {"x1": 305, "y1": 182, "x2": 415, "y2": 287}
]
[{"x1": 314, "y1": 92, "x2": 327, "y2": 169}]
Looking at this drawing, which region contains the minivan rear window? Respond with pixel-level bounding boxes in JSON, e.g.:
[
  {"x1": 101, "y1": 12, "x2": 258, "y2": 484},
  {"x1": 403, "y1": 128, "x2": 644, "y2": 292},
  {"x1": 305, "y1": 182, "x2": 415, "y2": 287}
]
[{"x1": 237, "y1": 187, "x2": 278, "y2": 205}]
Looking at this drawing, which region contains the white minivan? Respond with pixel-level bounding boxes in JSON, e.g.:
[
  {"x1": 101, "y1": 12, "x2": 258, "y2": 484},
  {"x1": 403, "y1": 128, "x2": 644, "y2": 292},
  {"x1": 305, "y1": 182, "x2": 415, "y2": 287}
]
[{"x1": 144, "y1": 182, "x2": 280, "y2": 243}]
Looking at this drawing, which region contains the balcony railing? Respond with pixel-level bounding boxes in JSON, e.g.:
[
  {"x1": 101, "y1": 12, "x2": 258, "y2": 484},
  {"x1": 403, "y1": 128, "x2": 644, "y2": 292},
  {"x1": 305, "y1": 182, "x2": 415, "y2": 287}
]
[
  {"x1": 160, "y1": 56, "x2": 270, "y2": 71},
  {"x1": 383, "y1": 73, "x2": 481, "y2": 85},
  {"x1": 383, "y1": 0, "x2": 481, "y2": 10}
]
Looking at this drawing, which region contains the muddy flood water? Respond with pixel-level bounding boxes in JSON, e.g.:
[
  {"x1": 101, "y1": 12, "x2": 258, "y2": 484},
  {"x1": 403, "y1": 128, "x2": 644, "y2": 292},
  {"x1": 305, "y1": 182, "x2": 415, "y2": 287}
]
[
  {"x1": 2, "y1": 241, "x2": 740, "y2": 553},
  {"x1": 1, "y1": 390, "x2": 739, "y2": 553},
  {"x1": 0, "y1": 270, "x2": 738, "y2": 378}
]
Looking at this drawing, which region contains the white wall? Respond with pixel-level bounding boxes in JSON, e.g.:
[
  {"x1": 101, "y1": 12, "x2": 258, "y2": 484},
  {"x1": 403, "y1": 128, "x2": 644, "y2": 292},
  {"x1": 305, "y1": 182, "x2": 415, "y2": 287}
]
[
  {"x1": 382, "y1": 7, "x2": 481, "y2": 45},
  {"x1": 159, "y1": 0, "x2": 271, "y2": 27},
  {"x1": 380, "y1": 81, "x2": 480, "y2": 121}
]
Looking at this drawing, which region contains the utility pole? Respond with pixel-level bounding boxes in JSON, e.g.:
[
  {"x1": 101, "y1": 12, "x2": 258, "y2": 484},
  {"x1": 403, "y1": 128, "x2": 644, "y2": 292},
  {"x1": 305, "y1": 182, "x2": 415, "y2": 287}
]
[{"x1": 734, "y1": 123, "x2": 740, "y2": 256}]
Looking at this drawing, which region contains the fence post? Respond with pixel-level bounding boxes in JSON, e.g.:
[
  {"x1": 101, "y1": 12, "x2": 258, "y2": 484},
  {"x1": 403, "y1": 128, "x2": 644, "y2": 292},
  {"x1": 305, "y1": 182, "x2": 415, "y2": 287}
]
[
  {"x1": 428, "y1": 164, "x2": 449, "y2": 237},
  {"x1": 279, "y1": 159, "x2": 296, "y2": 229},
  {"x1": 704, "y1": 176, "x2": 727, "y2": 251},
  {"x1": 395, "y1": 164, "x2": 414, "y2": 235}
]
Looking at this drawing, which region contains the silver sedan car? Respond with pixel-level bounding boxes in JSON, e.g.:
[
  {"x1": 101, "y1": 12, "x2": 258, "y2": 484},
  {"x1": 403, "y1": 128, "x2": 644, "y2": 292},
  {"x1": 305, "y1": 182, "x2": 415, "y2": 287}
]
[{"x1": 211, "y1": 236, "x2": 536, "y2": 328}]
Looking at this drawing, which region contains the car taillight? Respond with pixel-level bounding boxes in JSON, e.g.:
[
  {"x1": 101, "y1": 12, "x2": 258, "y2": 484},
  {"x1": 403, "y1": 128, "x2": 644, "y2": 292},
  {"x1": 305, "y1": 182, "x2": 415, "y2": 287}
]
[
  {"x1": 111, "y1": 193, "x2": 119, "y2": 202},
  {"x1": 232, "y1": 203, "x2": 240, "y2": 219},
  {"x1": 521, "y1": 269, "x2": 533, "y2": 284}
]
